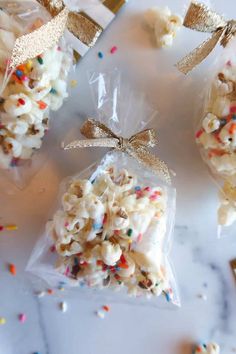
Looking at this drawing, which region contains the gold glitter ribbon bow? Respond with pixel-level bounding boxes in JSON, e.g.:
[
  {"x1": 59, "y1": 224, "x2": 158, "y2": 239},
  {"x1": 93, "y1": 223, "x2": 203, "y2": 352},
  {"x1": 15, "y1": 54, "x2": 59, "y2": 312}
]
[
  {"x1": 176, "y1": 2, "x2": 236, "y2": 74},
  {"x1": 9, "y1": 0, "x2": 104, "y2": 69},
  {"x1": 64, "y1": 119, "x2": 171, "y2": 184}
]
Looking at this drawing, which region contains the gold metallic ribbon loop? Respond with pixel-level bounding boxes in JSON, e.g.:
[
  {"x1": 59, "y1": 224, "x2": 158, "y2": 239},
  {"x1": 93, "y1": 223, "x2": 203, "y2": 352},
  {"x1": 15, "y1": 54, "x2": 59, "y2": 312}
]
[
  {"x1": 176, "y1": 2, "x2": 236, "y2": 74},
  {"x1": 8, "y1": 0, "x2": 102, "y2": 70},
  {"x1": 64, "y1": 119, "x2": 171, "y2": 184}
]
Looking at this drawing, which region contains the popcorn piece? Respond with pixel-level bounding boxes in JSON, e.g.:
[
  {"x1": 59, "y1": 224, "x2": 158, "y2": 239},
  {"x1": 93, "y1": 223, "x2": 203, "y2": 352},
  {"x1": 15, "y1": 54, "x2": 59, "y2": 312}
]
[
  {"x1": 193, "y1": 342, "x2": 220, "y2": 354},
  {"x1": 202, "y1": 113, "x2": 220, "y2": 133},
  {"x1": 101, "y1": 241, "x2": 122, "y2": 266},
  {"x1": 145, "y1": 6, "x2": 182, "y2": 48},
  {"x1": 0, "y1": 8, "x2": 72, "y2": 170},
  {"x1": 50, "y1": 167, "x2": 172, "y2": 300}
]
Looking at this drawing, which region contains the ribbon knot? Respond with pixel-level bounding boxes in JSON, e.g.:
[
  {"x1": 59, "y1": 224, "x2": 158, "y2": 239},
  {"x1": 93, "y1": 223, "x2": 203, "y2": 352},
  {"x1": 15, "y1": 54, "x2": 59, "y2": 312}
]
[
  {"x1": 221, "y1": 20, "x2": 236, "y2": 47},
  {"x1": 176, "y1": 2, "x2": 236, "y2": 74},
  {"x1": 64, "y1": 119, "x2": 171, "y2": 184}
]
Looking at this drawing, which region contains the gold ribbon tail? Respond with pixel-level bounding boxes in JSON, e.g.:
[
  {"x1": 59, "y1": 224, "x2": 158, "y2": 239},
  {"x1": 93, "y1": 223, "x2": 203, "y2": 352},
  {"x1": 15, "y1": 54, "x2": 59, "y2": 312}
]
[
  {"x1": 175, "y1": 1, "x2": 236, "y2": 74},
  {"x1": 176, "y1": 28, "x2": 224, "y2": 74},
  {"x1": 64, "y1": 138, "x2": 118, "y2": 150},
  {"x1": 128, "y1": 148, "x2": 171, "y2": 185}
]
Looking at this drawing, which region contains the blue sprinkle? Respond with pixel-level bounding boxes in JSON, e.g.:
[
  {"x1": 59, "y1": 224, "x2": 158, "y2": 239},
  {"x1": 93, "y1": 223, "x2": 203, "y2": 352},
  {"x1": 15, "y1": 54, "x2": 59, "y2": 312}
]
[
  {"x1": 74, "y1": 257, "x2": 79, "y2": 265},
  {"x1": 91, "y1": 179, "x2": 96, "y2": 184},
  {"x1": 98, "y1": 51, "x2": 104, "y2": 59},
  {"x1": 33, "y1": 352, "x2": 40, "y2": 354},
  {"x1": 50, "y1": 88, "x2": 57, "y2": 94},
  {"x1": 232, "y1": 115, "x2": 236, "y2": 121},
  {"x1": 93, "y1": 223, "x2": 102, "y2": 230},
  {"x1": 134, "y1": 186, "x2": 141, "y2": 191},
  {"x1": 15, "y1": 69, "x2": 23, "y2": 78},
  {"x1": 165, "y1": 292, "x2": 171, "y2": 302},
  {"x1": 115, "y1": 267, "x2": 121, "y2": 271}
]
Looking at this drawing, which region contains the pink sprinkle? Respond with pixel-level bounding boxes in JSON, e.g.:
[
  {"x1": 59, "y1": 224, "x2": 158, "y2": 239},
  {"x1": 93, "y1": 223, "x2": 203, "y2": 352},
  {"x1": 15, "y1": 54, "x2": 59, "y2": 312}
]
[
  {"x1": 150, "y1": 194, "x2": 157, "y2": 201},
  {"x1": 110, "y1": 46, "x2": 118, "y2": 54},
  {"x1": 144, "y1": 187, "x2": 151, "y2": 192},
  {"x1": 22, "y1": 75, "x2": 28, "y2": 81},
  {"x1": 137, "y1": 233, "x2": 143, "y2": 243},
  {"x1": 226, "y1": 60, "x2": 232, "y2": 66},
  {"x1": 195, "y1": 129, "x2": 204, "y2": 139},
  {"x1": 18, "y1": 313, "x2": 26, "y2": 323},
  {"x1": 230, "y1": 106, "x2": 236, "y2": 114},
  {"x1": 50, "y1": 245, "x2": 56, "y2": 253},
  {"x1": 65, "y1": 222, "x2": 69, "y2": 227},
  {"x1": 57, "y1": 46, "x2": 61, "y2": 51}
]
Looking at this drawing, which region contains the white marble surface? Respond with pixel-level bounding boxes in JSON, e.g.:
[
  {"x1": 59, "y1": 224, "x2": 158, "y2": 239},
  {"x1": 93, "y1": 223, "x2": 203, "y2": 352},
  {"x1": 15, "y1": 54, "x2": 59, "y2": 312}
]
[{"x1": 0, "y1": 0, "x2": 236, "y2": 353}]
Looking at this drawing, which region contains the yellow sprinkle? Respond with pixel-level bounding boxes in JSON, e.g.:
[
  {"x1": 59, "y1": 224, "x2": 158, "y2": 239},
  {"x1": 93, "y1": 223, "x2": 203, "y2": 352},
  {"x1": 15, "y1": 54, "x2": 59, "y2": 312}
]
[
  {"x1": 0, "y1": 317, "x2": 6, "y2": 325},
  {"x1": 128, "y1": 239, "x2": 133, "y2": 244},
  {"x1": 70, "y1": 80, "x2": 77, "y2": 88},
  {"x1": 5, "y1": 225, "x2": 18, "y2": 231},
  {"x1": 59, "y1": 287, "x2": 65, "y2": 291},
  {"x1": 25, "y1": 60, "x2": 32, "y2": 71}
]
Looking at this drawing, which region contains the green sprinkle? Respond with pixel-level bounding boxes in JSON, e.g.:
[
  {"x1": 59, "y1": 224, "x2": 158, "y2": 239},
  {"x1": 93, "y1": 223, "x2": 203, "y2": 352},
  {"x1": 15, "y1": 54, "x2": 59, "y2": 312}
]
[
  {"x1": 50, "y1": 88, "x2": 57, "y2": 94},
  {"x1": 127, "y1": 229, "x2": 133, "y2": 237},
  {"x1": 37, "y1": 56, "x2": 44, "y2": 65}
]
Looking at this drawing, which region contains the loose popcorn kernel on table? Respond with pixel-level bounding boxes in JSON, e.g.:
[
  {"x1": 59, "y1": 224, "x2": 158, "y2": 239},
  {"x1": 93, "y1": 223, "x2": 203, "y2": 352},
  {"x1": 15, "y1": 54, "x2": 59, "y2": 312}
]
[
  {"x1": 49, "y1": 166, "x2": 173, "y2": 301},
  {"x1": 0, "y1": 10, "x2": 72, "y2": 170},
  {"x1": 144, "y1": 6, "x2": 182, "y2": 48}
]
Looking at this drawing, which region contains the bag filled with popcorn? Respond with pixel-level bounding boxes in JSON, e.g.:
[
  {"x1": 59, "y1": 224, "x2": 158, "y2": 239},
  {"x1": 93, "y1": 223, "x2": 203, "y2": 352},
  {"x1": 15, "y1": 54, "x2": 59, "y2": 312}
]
[
  {"x1": 195, "y1": 37, "x2": 236, "y2": 237},
  {"x1": 0, "y1": 1, "x2": 73, "y2": 187},
  {"x1": 27, "y1": 71, "x2": 179, "y2": 307}
]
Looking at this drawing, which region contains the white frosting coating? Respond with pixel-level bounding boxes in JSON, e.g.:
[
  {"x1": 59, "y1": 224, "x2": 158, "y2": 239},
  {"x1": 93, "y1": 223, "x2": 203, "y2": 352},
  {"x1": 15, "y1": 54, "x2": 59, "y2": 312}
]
[{"x1": 145, "y1": 6, "x2": 182, "y2": 48}]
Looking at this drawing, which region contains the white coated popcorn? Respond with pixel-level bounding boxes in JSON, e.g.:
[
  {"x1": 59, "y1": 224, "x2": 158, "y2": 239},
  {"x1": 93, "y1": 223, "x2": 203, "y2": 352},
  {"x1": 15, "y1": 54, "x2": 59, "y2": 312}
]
[
  {"x1": 101, "y1": 241, "x2": 122, "y2": 266},
  {"x1": 144, "y1": 6, "x2": 182, "y2": 48},
  {"x1": 50, "y1": 167, "x2": 172, "y2": 300},
  {"x1": 0, "y1": 8, "x2": 72, "y2": 170},
  {"x1": 202, "y1": 113, "x2": 220, "y2": 133}
]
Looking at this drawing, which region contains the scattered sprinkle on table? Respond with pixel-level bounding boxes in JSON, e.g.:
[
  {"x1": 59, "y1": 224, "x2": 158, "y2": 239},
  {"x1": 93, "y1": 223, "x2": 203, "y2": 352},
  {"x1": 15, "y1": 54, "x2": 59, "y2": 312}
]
[
  {"x1": 102, "y1": 305, "x2": 110, "y2": 312},
  {"x1": 110, "y1": 46, "x2": 117, "y2": 54},
  {"x1": 98, "y1": 51, "x2": 104, "y2": 59},
  {"x1": 18, "y1": 313, "x2": 26, "y2": 323},
  {"x1": 70, "y1": 79, "x2": 77, "y2": 88},
  {"x1": 0, "y1": 317, "x2": 6, "y2": 325},
  {"x1": 9, "y1": 263, "x2": 16, "y2": 275},
  {"x1": 47, "y1": 289, "x2": 54, "y2": 295},
  {"x1": 96, "y1": 310, "x2": 105, "y2": 319},
  {"x1": 59, "y1": 301, "x2": 67, "y2": 313},
  {"x1": 0, "y1": 224, "x2": 18, "y2": 232},
  {"x1": 36, "y1": 291, "x2": 45, "y2": 298}
]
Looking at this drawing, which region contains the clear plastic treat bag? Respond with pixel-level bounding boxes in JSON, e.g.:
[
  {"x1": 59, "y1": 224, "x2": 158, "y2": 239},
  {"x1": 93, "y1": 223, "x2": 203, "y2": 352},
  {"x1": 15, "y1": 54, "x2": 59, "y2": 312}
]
[
  {"x1": 195, "y1": 38, "x2": 236, "y2": 236},
  {"x1": 27, "y1": 71, "x2": 179, "y2": 307},
  {"x1": 177, "y1": 2, "x2": 236, "y2": 237},
  {"x1": 0, "y1": 0, "x2": 73, "y2": 187}
]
